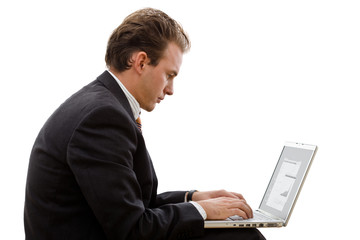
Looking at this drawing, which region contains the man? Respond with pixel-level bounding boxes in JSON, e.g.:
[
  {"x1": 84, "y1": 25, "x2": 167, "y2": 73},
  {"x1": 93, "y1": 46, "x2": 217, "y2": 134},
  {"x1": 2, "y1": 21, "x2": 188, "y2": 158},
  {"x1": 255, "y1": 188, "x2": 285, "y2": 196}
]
[{"x1": 24, "y1": 8, "x2": 265, "y2": 240}]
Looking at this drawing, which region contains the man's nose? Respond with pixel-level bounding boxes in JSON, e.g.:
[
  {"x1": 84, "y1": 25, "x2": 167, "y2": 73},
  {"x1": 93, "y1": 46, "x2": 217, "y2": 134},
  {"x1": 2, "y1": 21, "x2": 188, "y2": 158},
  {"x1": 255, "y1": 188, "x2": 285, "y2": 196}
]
[{"x1": 164, "y1": 82, "x2": 174, "y2": 95}]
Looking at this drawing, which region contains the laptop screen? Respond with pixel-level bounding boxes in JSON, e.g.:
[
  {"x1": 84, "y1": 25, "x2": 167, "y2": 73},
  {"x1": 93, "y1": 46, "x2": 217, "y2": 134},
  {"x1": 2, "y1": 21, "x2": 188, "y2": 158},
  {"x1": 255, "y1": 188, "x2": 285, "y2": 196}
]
[{"x1": 259, "y1": 143, "x2": 317, "y2": 223}]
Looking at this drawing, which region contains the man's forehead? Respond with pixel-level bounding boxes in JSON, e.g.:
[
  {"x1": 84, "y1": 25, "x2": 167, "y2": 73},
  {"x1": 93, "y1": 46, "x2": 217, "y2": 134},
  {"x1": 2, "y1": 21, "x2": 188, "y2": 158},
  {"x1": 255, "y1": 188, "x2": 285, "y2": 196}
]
[{"x1": 161, "y1": 43, "x2": 183, "y2": 71}]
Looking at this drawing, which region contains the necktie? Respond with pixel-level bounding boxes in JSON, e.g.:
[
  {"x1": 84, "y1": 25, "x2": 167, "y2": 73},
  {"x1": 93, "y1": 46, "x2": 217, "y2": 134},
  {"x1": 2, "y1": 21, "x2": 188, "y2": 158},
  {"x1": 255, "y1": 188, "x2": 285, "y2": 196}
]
[{"x1": 136, "y1": 117, "x2": 142, "y2": 132}]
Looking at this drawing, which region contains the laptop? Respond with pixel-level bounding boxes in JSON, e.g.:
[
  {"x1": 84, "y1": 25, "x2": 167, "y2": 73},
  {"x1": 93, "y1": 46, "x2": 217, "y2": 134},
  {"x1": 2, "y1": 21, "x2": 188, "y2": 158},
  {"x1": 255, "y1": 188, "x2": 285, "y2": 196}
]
[{"x1": 204, "y1": 142, "x2": 317, "y2": 228}]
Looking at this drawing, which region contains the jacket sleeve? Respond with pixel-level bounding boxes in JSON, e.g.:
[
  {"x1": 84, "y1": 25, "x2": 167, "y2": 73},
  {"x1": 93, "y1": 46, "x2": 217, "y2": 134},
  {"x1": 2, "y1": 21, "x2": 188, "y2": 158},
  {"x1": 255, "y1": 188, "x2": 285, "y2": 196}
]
[
  {"x1": 155, "y1": 191, "x2": 188, "y2": 207},
  {"x1": 67, "y1": 106, "x2": 204, "y2": 240}
]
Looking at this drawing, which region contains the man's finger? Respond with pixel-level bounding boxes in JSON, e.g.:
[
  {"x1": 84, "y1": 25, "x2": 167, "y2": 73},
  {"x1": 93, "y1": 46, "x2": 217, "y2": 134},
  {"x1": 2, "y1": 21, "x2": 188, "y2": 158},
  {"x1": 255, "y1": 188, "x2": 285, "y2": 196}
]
[
  {"x1": 230, "y1": 192, "x2": 245, "y2": 200},
  {"x1": 230, "y1": 199, "x2": 253, "y2": 219}
]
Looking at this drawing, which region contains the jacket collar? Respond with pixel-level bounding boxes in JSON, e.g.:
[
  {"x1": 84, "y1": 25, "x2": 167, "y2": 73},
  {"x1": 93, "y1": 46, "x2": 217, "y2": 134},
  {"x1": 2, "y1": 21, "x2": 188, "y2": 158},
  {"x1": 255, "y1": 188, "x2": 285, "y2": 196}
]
[{"x1": 96, "y1": 70, "x2": 134, "y2": 119}]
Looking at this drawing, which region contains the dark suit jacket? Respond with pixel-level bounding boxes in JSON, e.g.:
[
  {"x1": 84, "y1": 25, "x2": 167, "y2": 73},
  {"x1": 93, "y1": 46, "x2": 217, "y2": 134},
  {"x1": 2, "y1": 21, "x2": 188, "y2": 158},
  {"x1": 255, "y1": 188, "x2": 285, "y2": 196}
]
[{"x1": 24, "y1": 71, "x2": 204, "y2": 240}]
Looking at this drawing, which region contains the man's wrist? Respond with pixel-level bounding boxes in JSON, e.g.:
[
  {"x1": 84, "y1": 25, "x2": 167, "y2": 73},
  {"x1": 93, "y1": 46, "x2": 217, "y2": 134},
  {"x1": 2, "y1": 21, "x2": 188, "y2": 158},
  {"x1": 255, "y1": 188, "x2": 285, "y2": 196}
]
[
  {"x1": 189, "y1": 201, "x2": 207, "y2": 220},
  {"x1": 186, "y1": 190, "x2": 198, "y2": 202}
]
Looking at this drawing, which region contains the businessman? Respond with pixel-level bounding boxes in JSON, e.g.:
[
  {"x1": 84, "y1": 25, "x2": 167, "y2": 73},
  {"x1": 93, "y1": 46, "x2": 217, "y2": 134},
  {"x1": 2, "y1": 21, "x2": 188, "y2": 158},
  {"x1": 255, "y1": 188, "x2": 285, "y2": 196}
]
[{"x1": 24, "y1": 8, "x2": 265, "y2": 240}]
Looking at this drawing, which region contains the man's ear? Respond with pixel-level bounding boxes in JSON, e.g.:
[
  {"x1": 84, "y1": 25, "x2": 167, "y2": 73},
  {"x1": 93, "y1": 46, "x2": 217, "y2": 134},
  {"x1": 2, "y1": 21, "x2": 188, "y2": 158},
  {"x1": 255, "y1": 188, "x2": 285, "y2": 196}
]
[{"x1": 133, "y1": 51, "x2": 148, "y2": 74}]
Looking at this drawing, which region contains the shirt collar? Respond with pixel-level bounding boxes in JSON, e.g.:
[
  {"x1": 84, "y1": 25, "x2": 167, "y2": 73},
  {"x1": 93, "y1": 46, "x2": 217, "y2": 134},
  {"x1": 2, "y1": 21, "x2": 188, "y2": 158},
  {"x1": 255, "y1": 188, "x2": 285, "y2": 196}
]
[{"x1": 107, "y1": 69, "x2": 141, "y2": 120}]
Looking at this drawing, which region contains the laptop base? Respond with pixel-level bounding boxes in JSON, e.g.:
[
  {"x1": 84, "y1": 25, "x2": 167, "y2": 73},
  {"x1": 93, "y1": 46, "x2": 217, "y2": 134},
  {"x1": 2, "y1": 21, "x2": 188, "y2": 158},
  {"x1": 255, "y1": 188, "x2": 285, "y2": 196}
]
[{"x1": 205, "y1": 211, "x2": 283, "y2": 228}]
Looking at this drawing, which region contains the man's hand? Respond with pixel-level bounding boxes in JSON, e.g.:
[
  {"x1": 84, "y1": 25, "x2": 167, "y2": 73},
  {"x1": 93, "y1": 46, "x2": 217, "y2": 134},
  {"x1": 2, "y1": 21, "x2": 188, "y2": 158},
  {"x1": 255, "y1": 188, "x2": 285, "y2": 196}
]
[
  {"x1": 192, "y1": 190, "x2": 245, "y2": 202},
  {"x1": 192, "y1": 190, "x2": 253, "y2": 220}
]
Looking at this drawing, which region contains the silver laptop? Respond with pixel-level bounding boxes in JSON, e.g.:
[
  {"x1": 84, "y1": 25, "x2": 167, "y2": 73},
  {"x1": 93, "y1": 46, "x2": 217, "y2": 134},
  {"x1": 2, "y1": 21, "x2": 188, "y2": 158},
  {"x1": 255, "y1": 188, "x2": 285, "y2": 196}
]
[{"x1": 205, "y1": 142, "x2": 317, "y2": 228}]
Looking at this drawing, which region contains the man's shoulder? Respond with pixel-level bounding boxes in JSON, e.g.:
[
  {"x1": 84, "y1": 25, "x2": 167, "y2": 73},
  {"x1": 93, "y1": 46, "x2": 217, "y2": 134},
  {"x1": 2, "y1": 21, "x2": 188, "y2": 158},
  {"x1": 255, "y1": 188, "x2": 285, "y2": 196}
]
[
  {"x1": 65, "y1": 73, "x2": 129, "y2": 115},
  {"x1": 46, "y1": 73, "x2": 132, "y2": 131},
  {"x1": 70, "y1": 79, "x2": 119, "y2": 109}
]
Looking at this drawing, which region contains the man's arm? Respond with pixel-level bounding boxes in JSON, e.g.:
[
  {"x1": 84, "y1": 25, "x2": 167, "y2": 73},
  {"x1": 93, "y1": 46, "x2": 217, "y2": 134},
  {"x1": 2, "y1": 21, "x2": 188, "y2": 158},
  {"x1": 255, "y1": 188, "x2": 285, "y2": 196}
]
[
  {"x1": 154, "y1": 191, "x2": 188, "y2": 206},
  {"x1": 67, "y1": 106, "x2": 204, "y2": 240}
]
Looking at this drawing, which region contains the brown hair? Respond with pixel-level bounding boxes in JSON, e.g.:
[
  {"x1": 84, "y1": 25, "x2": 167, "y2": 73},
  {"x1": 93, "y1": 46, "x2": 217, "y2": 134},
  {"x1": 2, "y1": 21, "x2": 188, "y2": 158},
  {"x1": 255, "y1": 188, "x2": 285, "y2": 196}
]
[{"x1": 105, "y1": 8, "x2": 190, "y2": 72}]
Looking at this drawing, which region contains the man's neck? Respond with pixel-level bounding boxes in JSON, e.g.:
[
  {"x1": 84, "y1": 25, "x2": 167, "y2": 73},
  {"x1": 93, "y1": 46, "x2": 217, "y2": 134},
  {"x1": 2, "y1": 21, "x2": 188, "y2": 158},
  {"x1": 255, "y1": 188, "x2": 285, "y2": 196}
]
[
  {"x1": 108, "y1": 67, "x2": 138, "y2": 97},
  {"x1": 107, "y1": 68, "x2": 141, "y2": 120}
]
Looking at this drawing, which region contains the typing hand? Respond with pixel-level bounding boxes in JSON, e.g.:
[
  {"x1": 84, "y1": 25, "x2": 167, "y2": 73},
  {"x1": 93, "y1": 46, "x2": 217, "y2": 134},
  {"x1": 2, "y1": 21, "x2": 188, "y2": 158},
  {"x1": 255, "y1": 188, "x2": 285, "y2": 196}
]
[
  {"x1": 197, "y1": 197, "x2": 253, "y2": 220},
  {"x1": 192, "y1": 189, "x2": 246, "y2": 202},
  {"x1": 192, "y1": 190, "x2": 253, "y2": 220}
]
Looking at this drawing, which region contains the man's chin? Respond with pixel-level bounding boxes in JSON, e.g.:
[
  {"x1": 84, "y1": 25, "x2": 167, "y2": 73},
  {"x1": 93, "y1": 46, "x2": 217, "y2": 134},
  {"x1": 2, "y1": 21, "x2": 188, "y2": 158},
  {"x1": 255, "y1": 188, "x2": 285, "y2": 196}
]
[{"x1": 141, "y1": 103, "x2": 156, "y2": 112}]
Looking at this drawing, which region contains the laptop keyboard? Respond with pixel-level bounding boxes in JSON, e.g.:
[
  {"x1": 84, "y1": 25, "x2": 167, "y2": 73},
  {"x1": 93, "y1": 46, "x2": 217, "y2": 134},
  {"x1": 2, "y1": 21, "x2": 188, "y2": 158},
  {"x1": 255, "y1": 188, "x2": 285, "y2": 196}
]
[{"x1": 228, "y1": 211, "x2": 273, "y2": 221}]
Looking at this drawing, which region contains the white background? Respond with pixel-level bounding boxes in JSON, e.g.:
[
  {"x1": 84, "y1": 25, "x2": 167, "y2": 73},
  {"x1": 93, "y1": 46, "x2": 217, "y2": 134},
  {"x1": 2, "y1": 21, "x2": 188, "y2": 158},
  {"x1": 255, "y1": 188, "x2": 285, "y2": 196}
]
[{"x1": 1, "y1": 0, "x2": 359, "y2": 239}]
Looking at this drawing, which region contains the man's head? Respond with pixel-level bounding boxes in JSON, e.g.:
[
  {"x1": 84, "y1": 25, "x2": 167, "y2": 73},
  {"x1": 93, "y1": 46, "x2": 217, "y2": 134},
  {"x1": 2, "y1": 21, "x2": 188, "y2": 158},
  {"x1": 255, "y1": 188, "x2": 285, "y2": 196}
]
[
  {"x1": 105, "y1": 8, "x2": 190, "y2": 112},
  {"x1": 105, "y1": 8, "x2": 190, "y2": 72}
]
